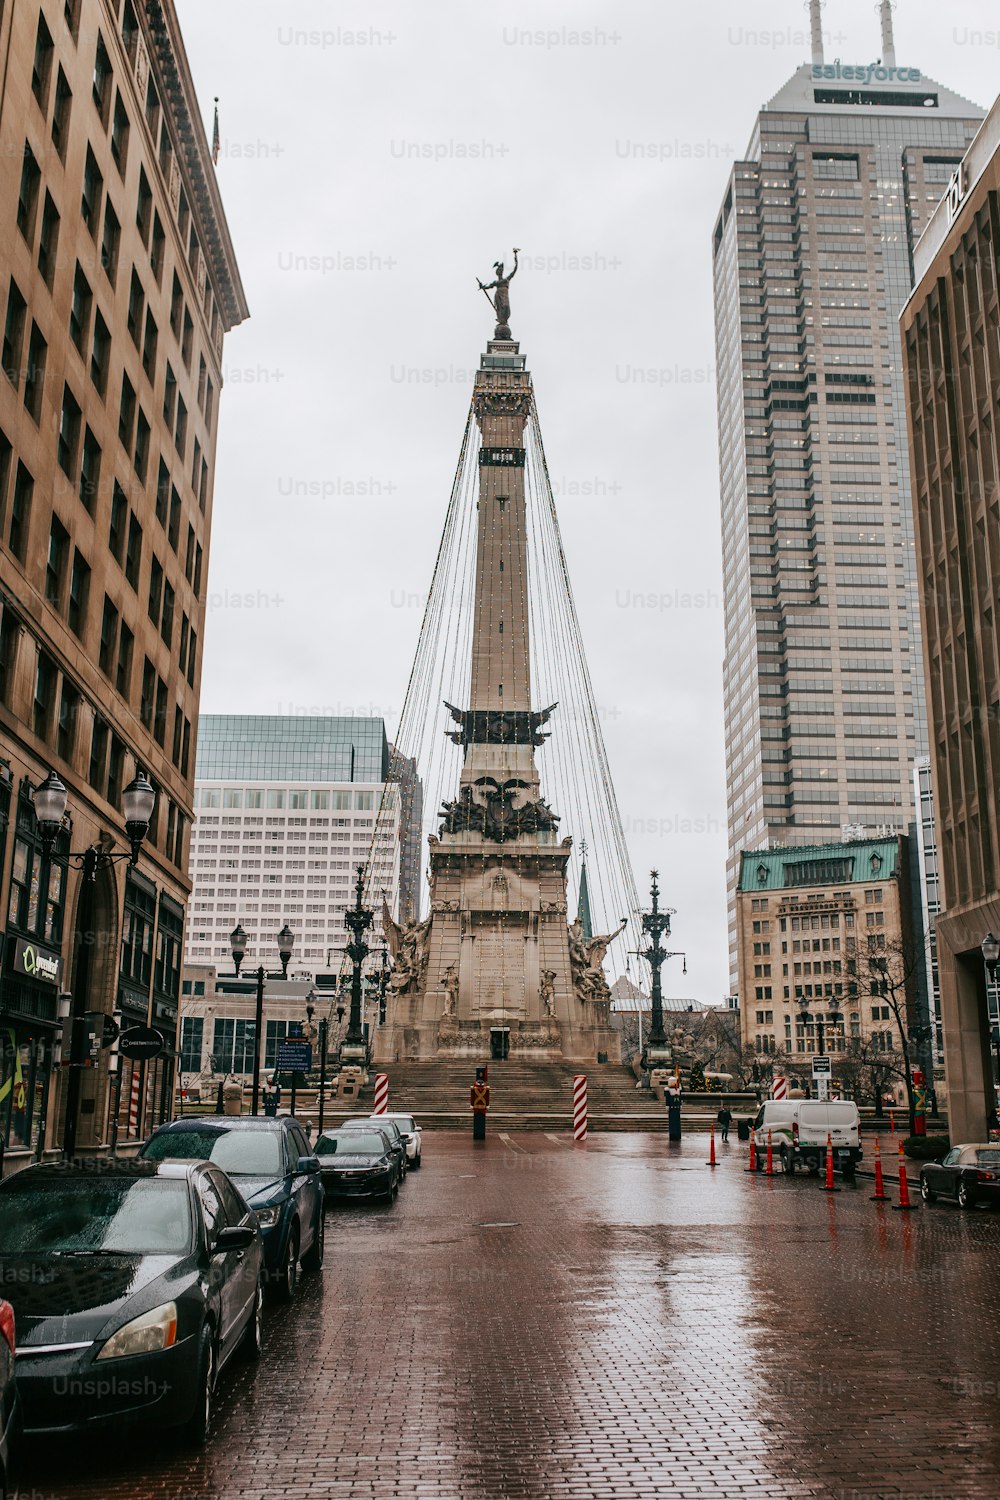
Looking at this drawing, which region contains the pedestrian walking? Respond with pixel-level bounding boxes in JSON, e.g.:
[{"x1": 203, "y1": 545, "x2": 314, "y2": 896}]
[{"x1": 717, "y1": 1105, "x2": 733, "y2": 1143}]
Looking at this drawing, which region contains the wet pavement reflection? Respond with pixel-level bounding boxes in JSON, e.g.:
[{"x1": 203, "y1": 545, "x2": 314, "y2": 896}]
[{"x1": 25, "y1": 1131, "x2": 1000, "y2": 1499}]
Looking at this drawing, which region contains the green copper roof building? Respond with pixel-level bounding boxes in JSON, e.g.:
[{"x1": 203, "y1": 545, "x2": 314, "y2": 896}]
[{"x1": 738, "y1": 838, "x2": 901, "y2": 893}]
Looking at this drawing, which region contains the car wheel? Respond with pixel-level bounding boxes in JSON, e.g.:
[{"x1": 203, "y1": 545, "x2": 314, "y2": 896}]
[
  {"x1": 784, "y1": 1150, "x2": 795, "y2": 1175},
  {"x1": 277, "y1": 1224, "x2": 300, "y2": 1302},
  {"x1": 413, "y1": 1150, "x2": 422, "y2": 1169},
  {"x1": 957, "y1": 1179, "x2": 976, "y2": 1211},
  {"x1": 302, "y1": 1211, "x2": 325, "y2": 1274},
  {"x1": 240, "y1": 1279, "x2": 264, "y2": 1360},
  {"x1": 807, "y1": 1163, "x2": 819, "y2": 1177},
  {"x1": 181, "y1": 1326, "x2": 215, "y2": 1446},
  {"x1": 920, "y1": 1176, "x2": 935, "y2": 1203},
  {"x1": 841, "y1": 1163, "x2": 856, "y2": 1182}
]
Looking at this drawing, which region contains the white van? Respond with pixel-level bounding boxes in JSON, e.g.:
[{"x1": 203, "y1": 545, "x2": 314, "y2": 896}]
[{"x1": 753, "y1": 1098, "x2": 862, "y2": 1178}]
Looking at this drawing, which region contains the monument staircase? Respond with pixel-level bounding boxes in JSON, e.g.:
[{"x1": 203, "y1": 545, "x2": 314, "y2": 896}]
[{"x1": 354, "y1": 1059, "x2": 667, "y2": 1132}]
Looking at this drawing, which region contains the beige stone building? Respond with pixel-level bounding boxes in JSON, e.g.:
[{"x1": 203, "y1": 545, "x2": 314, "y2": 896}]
[
  {"x1": 0, "y1": 0, "x2": 247, "y2": 1165},
  {"x1": 901, "y1": 93, "x2": 1000, "y2": 1142},
  {"x1": 736, "y1": 837, "x2": 919, "y2": 1090}
]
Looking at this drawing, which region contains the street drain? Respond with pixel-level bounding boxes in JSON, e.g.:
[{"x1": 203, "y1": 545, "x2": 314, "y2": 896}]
[{"x1": 477, "y1": 1221, "x2": 520, "y2": 1228}]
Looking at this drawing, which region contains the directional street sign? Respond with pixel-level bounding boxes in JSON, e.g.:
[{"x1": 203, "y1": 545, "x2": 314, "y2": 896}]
[{"x1": 277, "y1": 1040, "x2": 312, "y2": 1073}]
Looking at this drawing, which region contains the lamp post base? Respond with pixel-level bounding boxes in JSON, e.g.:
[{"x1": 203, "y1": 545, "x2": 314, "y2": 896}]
[
  {"x1": 643, "y1": 1044, "x2": 673, "y2": 1072},
  {"x1": 338, "y1": 1041, "x2": 368, "y2": 1071}
]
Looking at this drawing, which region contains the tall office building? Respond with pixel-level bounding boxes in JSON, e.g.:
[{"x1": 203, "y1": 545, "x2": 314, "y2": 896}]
[
  {"x1": 185, "y1": 716, "x2": 414, "y2": 973},
  {"x1": 713, "y1": 3, "x2": 983, "y2": 990},
  {"x1": 901, "y1": 93, "x2": 1000, "y2": 1141},
  {"x1": 0, "y1": 0, "x2": 246, "y2": 1156}
]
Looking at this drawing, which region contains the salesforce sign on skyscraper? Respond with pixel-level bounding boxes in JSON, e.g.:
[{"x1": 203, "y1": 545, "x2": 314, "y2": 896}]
[{"x1": 811, "y1": 61, "x2": 922, "y2": 84}]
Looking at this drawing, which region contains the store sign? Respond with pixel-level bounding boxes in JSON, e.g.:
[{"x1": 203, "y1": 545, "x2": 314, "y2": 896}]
[
  {"x1": 12, "y1": 938, "x2": 62, "y2": 986},
  {"x1": 119, "y1": 1025, "x2": 165, "y2": 1060},
  {"x1": 810, "y1": 62, "x2": 922, "y2": 85}
]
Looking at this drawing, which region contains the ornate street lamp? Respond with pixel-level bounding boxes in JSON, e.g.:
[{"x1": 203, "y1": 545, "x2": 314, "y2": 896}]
[
  {"x1": 341, "y1": 866, "x2": 373, "y2": 1067},
  {"x1": 31, "y1": 767, "x2": 155, "y2": 1159},
  {"x1": 639, "y1": 870, "x2": 684, "y2": 1071},
  {"x1": 229, "y1": 921, "x2": 297, "y2": 1116},
  {"x1": 982, "y1": 932, "x2": 1000, "y2": 984}
]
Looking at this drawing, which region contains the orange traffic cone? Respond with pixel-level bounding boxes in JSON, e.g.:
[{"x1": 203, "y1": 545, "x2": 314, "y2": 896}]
[
  {"x1": 708, "y1": 1125, "x2": 718, "y2": 1167},
  {"x1": 889, "y1": 1108, "x2": 896, "y2": 1134},
  {"x1": 893, "y1": 1139, "x2": 918, "y2": 1211},
  {"x1": 746, "y1": 1126, "x2": 758, "y2": 1172},
  {"x1": 819, "y1": 1130, "x2": 840, "y2": 1192},
  {"x1": 870, "y1": 1135, "x2": 891, "y2": 1202},
  {"x1": 766, "y1": 1127, "x2": 774, "y2": 1176}
]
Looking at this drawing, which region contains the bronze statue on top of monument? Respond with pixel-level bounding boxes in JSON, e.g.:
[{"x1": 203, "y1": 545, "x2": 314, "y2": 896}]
[{"x1": 477, "y1": 248, "x2": 520, "y2": 339}]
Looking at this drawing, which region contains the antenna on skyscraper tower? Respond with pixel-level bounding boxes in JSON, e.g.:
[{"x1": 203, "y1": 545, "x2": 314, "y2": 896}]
[
  {"x1": 807, "y1": 0, "x2": 825, "y2": 66},
  {"x1": 877, "y1": 0, "x2": 897, "y2": 67}
]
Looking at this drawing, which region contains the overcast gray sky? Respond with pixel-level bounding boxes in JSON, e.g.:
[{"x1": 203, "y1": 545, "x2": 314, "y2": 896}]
[{"x1": 175, "y1": 0, "x2": 996, "y2": 1006}]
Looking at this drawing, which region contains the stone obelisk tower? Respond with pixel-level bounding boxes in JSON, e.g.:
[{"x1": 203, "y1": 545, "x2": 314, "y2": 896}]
[{"x1": 378, "y1": 258, "x2": 623, "y2": 1064}]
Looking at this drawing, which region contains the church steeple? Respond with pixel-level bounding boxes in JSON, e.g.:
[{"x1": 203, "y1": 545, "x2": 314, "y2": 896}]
[{"x1": 577, "y1": 840, "x2": 593, "y2": 942}]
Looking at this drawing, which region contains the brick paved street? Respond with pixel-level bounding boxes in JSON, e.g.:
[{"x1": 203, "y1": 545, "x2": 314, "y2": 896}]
[{"x1": 21, "y1": 1132, "x2": 1000, "y2": 1500}]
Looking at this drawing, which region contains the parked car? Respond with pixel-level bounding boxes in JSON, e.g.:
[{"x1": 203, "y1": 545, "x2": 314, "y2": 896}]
[
  {"x1": 0, "y1": 1298, "x2": 19, "y2": 1495},
  {"x1": 752, "y1": 1098, "x2": 863, "y2": 1177},
  {"x1": 315, "y1": 1128, "x2": 398, "y2": 1201},
  {"x1": 340, "y1": 1117, "x2": 408, "y2": 1183},
  {"x1": 0, "y1": 1159, "x2": 263, "y2": 1444},
  {"x1": 141, "y1": 1115, "x2": 324, "y2": 1300},
  {"x1": 919, "y1": 1144, "x2": 1000, "y2": 1209},
  {"x1": 344, "y1": 1112, "x2": 422, "y2": 1169}
]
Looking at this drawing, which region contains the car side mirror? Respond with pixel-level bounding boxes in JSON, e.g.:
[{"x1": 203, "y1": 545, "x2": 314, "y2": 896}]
[
  {"x1": 214, "y1": 1225, "x2": 255, "y2": 1253},
  {"x1": 296, "y1": 1155, "x2": 320, "y2": 1174}
]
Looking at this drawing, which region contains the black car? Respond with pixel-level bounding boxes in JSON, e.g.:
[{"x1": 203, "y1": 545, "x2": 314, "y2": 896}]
[
  {"x1": 315, "y1": 1128, "x2": 398, "y2": 1201},
  {"x1": 341, "y1": 1117, "x2": 407, "y2": 1185},
  {"x1": 919, "y1": 1143, "x2": 1000, "y2": 1209},
  {"x1": 0, "y1": 1159, "x2": 263, "y2": 1444},
  {"x1": 141, "y1": 1115, "x2": 324, "y2": 1300}
]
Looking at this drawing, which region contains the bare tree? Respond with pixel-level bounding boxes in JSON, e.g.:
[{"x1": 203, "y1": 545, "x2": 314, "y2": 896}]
[{"x1": 848, "y1": 934, "x2": 924, "y2": 1134}]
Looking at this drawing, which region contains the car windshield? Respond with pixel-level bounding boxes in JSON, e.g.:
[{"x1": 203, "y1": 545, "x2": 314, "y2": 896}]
[
  {"x1": 143, "y1": 1127, "x2": 282, "y2": 1177},
  {"x1": 0, "y1": 1176, "x2": 193, "y2": 1255},
  {"x1": 317, "y1": 1133, "x2": 385, "y2": 1156},
  {"x1": 346, "y1": 1119, "x2": 397, "y2": 1138}
]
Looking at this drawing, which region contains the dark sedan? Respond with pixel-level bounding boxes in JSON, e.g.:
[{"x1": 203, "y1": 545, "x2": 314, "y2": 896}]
[
  {"x1": 0, "y1": 1159, "x2": 262, "y2": 1444},
  {"x1": 141, "y1": 1116, "x2": 324, "y2": 1301},
  {"x1": 919, "y1": 1144, "x2": 1000, "y2": 1209},
  {"x1": 315, "y1": 1128, "x2": 398, "y2": 1201},
  {"x1": 341, "y1": 1117, "x2": 407, "y2": 1185}
]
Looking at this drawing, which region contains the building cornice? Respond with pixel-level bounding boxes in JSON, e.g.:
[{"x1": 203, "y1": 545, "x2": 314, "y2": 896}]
[{"x1": 144, "y1": 0, "x2": 250, "y2": 331}]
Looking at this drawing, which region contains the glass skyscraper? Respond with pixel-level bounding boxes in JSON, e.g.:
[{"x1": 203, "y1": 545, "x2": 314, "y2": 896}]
[{"x1": 713, "y1": 52, "x2": 983, "y2": 990}]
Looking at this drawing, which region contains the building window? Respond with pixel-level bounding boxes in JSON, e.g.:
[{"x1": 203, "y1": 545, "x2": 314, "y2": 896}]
[
  {"x1": 3, "y1": 279, "x2": 27, "y2": 387},
  {"x1": 16, "y1": 146, "x2": 41, "y2": 244},
  {"x1": 121, "y1": 875, "x2": 155, "y2": 992},
  {"x1": 151, "y1": 211, "x2": 165, "y2": 282},
  {"x1": 33, "y1": 650, "x2": 58, "y2": 742},
  {"x1": 69, "y1": 264, "x2": 92, "y2": 355},
  {"x1": 145, "y1": 75, "x2": 160, "y2": 140},
  {"x1": 140, "y1": 657, "x2": 155, "y2": 729},
  {"x1": 9, "y1": 462, "x2": 33, "y2": 562},
  {"x1": 125, "y1": 515, "x2": 142, "y2": 588},
  {"x1": 127, "y1": 268, "x2": 144, "y2": 346},
  {"x1": 8, "y1": 819, "x2": 66, "y2": 944},
  {"x1": 110, "y1": 91, "x2": 130, "y2": 174},
  {"x1": 57, "y1": 679, "x2": 79, "y2": 761},
  {"x1": 31, "y1": 12, "x2": 55, "y2": 111},
  {"x1": 81, "y1": 146, "x2": 103, "y2": 237},
  {"x1": 57, "y1": 384, "x2": 82, "y2": 478},
  {"x1": 100, "y1": 199, "x2": 120, "y2": 284},
  {"x1": 37, "y1": 193, "x2": 60, "y2": 288},
  {"x1": 99, "y1": 596, "x2": 118, "y2": 676},
  {"x1": 118, "y1": 372, "x2": 136, "y2": 449},
  {"x1": 116, "y1": 622, "x2": 133, "y2": 698},
  {"x1": 24, "y1": 322, "x2": 46, "y2": 422},
  {"x1": 92, "y1": 32, "x2": 113, "y2": 124},
  {"x1": 51, "y1": 67, "x2": 73, "y2": 158},
  {"x1": 108, "y1": 481, "x2": 127, "y2": 561},
  {"x1": 90, "y1": 309, "x2": 110, "y2": 395},
  {"x1": 142, "y1": 309, "x2": 158, "y2": 380},
  {"x1": 80, "y1": 425, "x2": 101, "y2": 512},
  {"x1": 180, "y1": 1016, "x2": 203, "y2": 1074},
  {"x1": 211, "y1": 1018, "x2": 256, "y2": 1074},
  {"x1": 161, "y1": 581, "x2": 174, "y2": 648},
  {"x1": 168, "y1": 486, "x2": 181, "y2": 550},
  {"x1": 134, "y1": 408, "x2": 150, "y2": 482},
  {"x1": 45, "y1": 517, "x2": 70, "y2": 609},
  {"x1": 68, "y1": 550, "x2": 90, "y2": 638},
  {"x1": 148, "y1": 556, "x2": 162, "y2": 624}
]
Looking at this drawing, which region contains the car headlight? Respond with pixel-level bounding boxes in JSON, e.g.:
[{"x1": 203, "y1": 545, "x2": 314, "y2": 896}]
[
  {"x1": 97, "y1": 1302, "x2": 177, "y2": 1361},
  {"x1": 255, "y1": 1206, "x2": 280, "y2": 1228}
]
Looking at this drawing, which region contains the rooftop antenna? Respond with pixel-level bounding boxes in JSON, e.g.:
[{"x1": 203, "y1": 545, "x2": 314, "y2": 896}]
[
  {"x1": 807, "y1": 0, "x2": 825, "y2": 65},
  {"x1": 878, "y1": 0, "x2": 897, "y2": 67}
]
